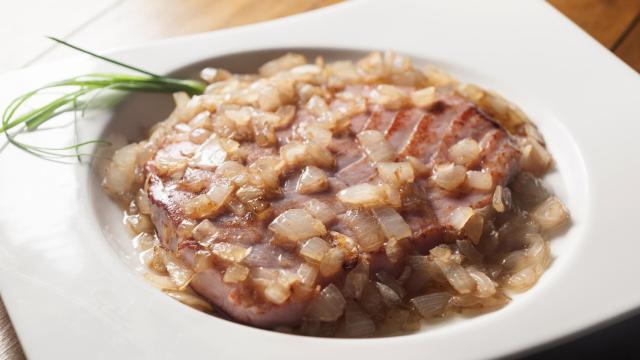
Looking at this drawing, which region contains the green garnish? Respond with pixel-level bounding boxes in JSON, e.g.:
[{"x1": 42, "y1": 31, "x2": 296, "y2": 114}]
[{"x1": 1, "y1": 37, "x2": 206, "y2": 162}]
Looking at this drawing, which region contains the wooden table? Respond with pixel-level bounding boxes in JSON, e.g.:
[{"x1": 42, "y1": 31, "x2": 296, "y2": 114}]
[{"x1": 1, "y1": 1, "x2": 638, "y2": 359}]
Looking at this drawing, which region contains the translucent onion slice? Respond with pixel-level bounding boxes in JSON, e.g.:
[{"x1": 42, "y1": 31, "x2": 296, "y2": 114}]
[
  {"x1": 466, "y1": 266, "x2": 496, "y2": 298},
  {"x1": 190, "y1": 137, "x2": 231, "y2": 170},
  {"x1": 449, "y1": 206, "x2": 484, "y2": 244},
  {"x1": 259, "y1": 53, "x2": 307, "y2": 77},
  {"x1": 376, "y1": 271, "x2": 406, "y2": 299},
  {"x1": 410, "y1": 292, "x2": 451, "y2": 318},
  {"x1": 135, "y1": 189, "x2": 152, "y2": 215},
  {"x1": 372, "y1": 207, "x2": 412, "y2": 241},
  {"x1": 157, "y1": 248, "x2": 194, "y2": 289},
  {"x1": 103, "y1": 143, "x2": 142, "y2": 198},
  {"x1": 531, "y1": 196, "x2": 569, "y2": 231},
  {"x1": 268, "y1": 209, "x2": 327, "y2": 243},
  {"x1": 410, "y1": 86, "x2": 436, "y2": 107},
  {"x1": 264, "y1": 282, "x2": 292, "y2": 305},
  {"x1": 377, "y1": 162, "x2": 415, "y2": 186},
  {"x1": 520, "y1": 139, "x2": 552, "y2": 175},
  {"x1": 319, "y1": 248, "x2": 345, "y2": 277},
  {"x1": 357, "y1": 130, "x2": 396, "y2": 163},
  {"x1": 375, "y1": 282, "x2": 402, "y2": 306},
  {"x1": 303, "y1": 125, "x2": 332, "y2": 148},
  {"x1": 183, "y1": 194, "x2": 218, "y2": 219},
  {"x1": 433, "y1": 259, "x2": 475, "y2": 294},
  {"x1": 223, "y1": 264, "x2": 250, "y2": 283},
  {"x1": 306, "y1": 284, "x2": 346, "y2": 321},
  {"x1": 211, "y1": 242, "x2": 251, "y2": 263},
  {"x1": 448, "y1": 138, "x2": 481, "y2": 166},
  {"x1": 297, "y1": 263, "x2": 319, "y2": 287},
  {"x1": 492, "y1": 185, "x2": 511, "y2": 213},
  {"x1": 340, "y1": 210, "x2": 385, "y2": 252},
  {"x1": 465, "y1": 170, "x2": 493, "y2": 192},
  {"x1": 296, "y1": 166, "x2": 329, "y2": 194},
  {"x1": 344, "y1": 301, "x2": 376, "y2": 337},
  {"x1": 368, "y1": 84, "x2": 409, "y2": 110},
  {"x1": 432, "y1": 163, "x2": 466, "y2": 191},
  {"x1": 303, "y1": 199, "x2": 336, "y2": 225},
  {"x1": 206, "y1": 179, "x2": 234, "y2": 207},
  {"x1": 405, "y1": 156, "x2": 429, "y2": 177},
  {"x1": 192, "y1": 219, "x2": 218, "y2": 243},
  {"x1": 342, "y1": 260, "x2": 370, "y2": 299},
  {"x1": 299, "y1": 237, "x2": 331, "y2": 263},
  {"x1": 336, "y1": 183, "x2": 387, "y2": 208}
]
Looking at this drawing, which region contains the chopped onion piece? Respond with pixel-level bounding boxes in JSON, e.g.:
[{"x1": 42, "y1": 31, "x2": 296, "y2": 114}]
[
  {"x1": 296, "y1": 166, "x2": 329, "y2": 194},
  {"x1": 268, "y1": 209, "x2": 327, "y2": 243},
  {"x1": 368, "y1": 84, "x2": 409, "y2": 110},
  {"x1": 405, "y1": 156, "x2": 429, "y2": 177},
  {"x1": 531, "y1": 196, "x2": 569, "y2": 231},
  {"x1": 410, "y1": 86, "x2": 436, "y2": 107},
  {"x1": 304, "y1": 199, "x2": 336, "y2": 225},
  {"x1": 492, "y1": 185, "x2": 512, "y2": 213},
  {"x1": 411, "y1": 292, "x2": 451, "y2": 318},
  {"x1": 344, "y1": 301, "x2": 376, "y2": 337},
  {"x1": 466, "y1": 266, "x2": 496, "y2": 298},
  {"x1": 375, "y1": 282, "x2": 402, "y2": 306},
  {"x1": 297, "y1": 263, "x2": 319, "y2": 287},
  {"x1": 259, "y1": 53, "x2": 307, "y2": 76},
  {"x1": 157, "y1": 248, "x2": 194, "y2": 289},
  {"x1": 125, "y1": 214, "x2": 154, "y2": 234},
  {"x1": 211, "y1": 242, "x2": 251, "y2": 263},
  {"x1": 192, "y1": 219, "x2": 218, "y2": 243},
  {"x1": 190, "y1": 137, "x2": 231, "y2": 170},
  {"x1": 223, "y1": 264, "x2": 250, "y2": 283},
  {"x1": 206, "y1": 180, "x2": 234, "y2": 207},
  {"x1": 299, "y1": 237, "x2": 331, "y2": 263},
  {"x1": 432, "y1": 163, "x2": 466, "y2": 191},
  {"x1": 337, "y1": 183, "x2": 387, "y2": 208},
  {"x1": 103, "y1": 143, "x2": 142, "y2": 198},
  {"x1": 357, "y1": 130, "x2": 396, "y2": 163},
  {"x1": 377, "y1": 162, "x2": 415, "y2": 186},
  {"x1": 520, "y1": 139, "x2": 552, "y2": 175},
  {"x1": 434, "y1": 258, "x2": 475, "y2": 294},
  {"x1": 449, "y1": 138, "x2": 481, "y2": 166},
  {"x1": 303, "y1": 125, "x2": 332, "y2": 147},
  {"x1": 465, "y1": 170, "x2": 493, "y2": 191},
  {"x1": 183, "y1": 194, "x2": 218, "y2": 219},
  {"x1": 376, "y1": 271, "x2": 406, "y2": 299},
  {"x1": 340, "y1": 210, "x2": 385, "y2": 252},
  {"x1": 248, "y1": 156, "x2": 283, "y2": 189},
  {"x1": 343, "y1": 260, "x2": 370, "y2": 299},
  {"x1": 449, "y1": 206, "x2": 484, "y2": 244},
  {"x1": 264, "y1": 282, "x2": 291, "y2": 305},
  {"x1": 372, "y1": 207, "x2": 412, "y2": 240},
  {"x1": 507, "y1": 266, "x2": 537, "y2": 291},
  {"x1": 135, "y1": 189, "x2": 152, "y2": 215},
  {"x1": 319, "y1": 248, "x2": 345, "y2": 277},
  {"x1": 306, "y1": 284, "x2": 346, "y2": 321},
  {"x1": 144, "y1": 272, "x2": 180, "y2": 291},
  {"x1": 456, "y1": 239, "x2": 483, "y2": 264}
]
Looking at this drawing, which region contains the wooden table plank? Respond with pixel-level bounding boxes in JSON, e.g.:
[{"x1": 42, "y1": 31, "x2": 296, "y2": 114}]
[
  {"x1": 0, "y1": 300, "x2": 24, "y2": 360},
  {"x1": 36, "y1": 0, "x2": 342, "y2": 64},
  {"x1": 615, "y1": 17, "x2": 640, "y2": 72},
  {"x1": 548, "y1": 0, "x2": 640, "y2": 49}
]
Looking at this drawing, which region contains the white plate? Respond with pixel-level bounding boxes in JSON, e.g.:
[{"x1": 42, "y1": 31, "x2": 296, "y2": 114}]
[{"x1": 1, "y1": 0, "x2": 639, "y2": 359}]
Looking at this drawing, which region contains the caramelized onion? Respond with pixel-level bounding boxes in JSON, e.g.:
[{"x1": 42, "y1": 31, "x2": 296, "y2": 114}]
[
  {"x1": 410, "y1": 86, "x2": 436, "y2": 107},
  {"x1": 344, "y1": 301, "x2": 376, "y2": 337},
  {"x1": 449, "y1": 207, "x2": 484, "y2": 244},
  {"x1": 465, "y1": 170, "x2": 493, "y2": 192},
  {"x1": 319, "y1": 248, "x2": 345, "y2": 277},
  {"x1": 211, "y1": 242, "x2": 251, "y2": 263}
]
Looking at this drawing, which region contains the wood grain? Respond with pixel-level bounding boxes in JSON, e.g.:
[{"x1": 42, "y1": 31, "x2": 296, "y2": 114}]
[
  {"x1": 548, "y1": 0, "x2": 640, "y2": 48},
  {"x1": 615, "y1": 16, "x2": 640, "y2": 72},
  {"x1": 0, "y1": 300, "x2": 25, "y2": 360}
]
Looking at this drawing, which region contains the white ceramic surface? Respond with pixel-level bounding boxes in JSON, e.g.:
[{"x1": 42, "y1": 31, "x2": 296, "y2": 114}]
[{"x1": 1, "y1": 0, "x2": 639, "y2": 359}]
